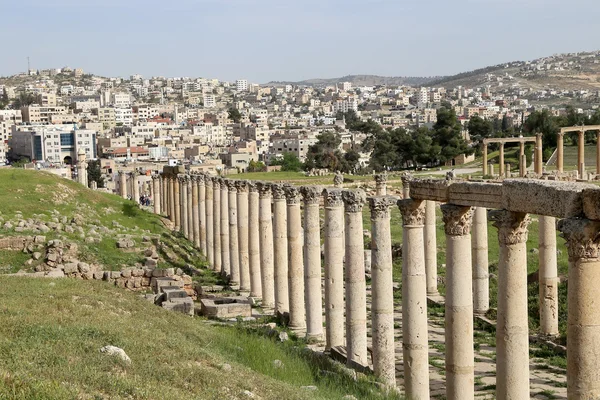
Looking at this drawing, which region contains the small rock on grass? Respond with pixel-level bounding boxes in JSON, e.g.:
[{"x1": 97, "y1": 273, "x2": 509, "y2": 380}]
[{"x1": 100, "y1": 345, "x2": 131, "y2": 364}]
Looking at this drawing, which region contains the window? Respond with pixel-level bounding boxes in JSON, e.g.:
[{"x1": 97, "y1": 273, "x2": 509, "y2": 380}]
[{"x1": 60, "y1": 133, "x2": 74, "y2": 146}]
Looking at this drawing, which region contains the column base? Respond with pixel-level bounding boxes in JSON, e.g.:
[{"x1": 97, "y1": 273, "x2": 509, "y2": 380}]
[{"x1": 305, "y1": 333, "x2": 324, "y2": 344}]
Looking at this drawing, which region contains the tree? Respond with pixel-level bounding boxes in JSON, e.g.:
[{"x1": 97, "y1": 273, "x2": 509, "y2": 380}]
[
  {"x1": 247, "y1": 159, "x2": 266, "y2": 172},
  {"x1": 304, "y1": 131, "x2": 345, "y2": 171},
  {"x1": 523, "y1": 109, "x2": 560, "y2": 147},
  {"x1": 87, "y1": 160, "x2": 105, "y2": 188},
  {"x1": 432, "y1": 107, "x2": 473, "y2": 164},
  {"x1": 467, "y1": 115, "x2": 494, "y2": 143},
  {"x1": 0, "y1": 89, "x2": 9, "y2": 110},
  {"x1": 228, "y1": 108, "x2": 242, "y2": 123},
  {"x1": 272, "y1": 152, "x2": 303, "y2": 172},
  {"x1": 11, "y1": 92, "x2": 38, "y2": 109}
]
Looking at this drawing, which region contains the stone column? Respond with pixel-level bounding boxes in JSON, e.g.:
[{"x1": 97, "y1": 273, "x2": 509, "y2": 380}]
[
  {"x1": 213, "y1": 177, "x2": 222, "y2": 272},
  {"x1": 227, "y1": 179, "x2": 240, "y2": 286},
  {"x1": 169, "y1": 175, "x2": 176, "y2": 225},
  {"x1": 179, "y1": 175, "x2": 189, "y2": 237},
  {"x1": 472, "y1": 207, "x2": 489, "y2": 315},
  {"x1": 119, "y1": 171, "x2": 128, "y2": 199},
  {"x1": 257, "y1": 182, "x2": 275, "y2": 310},
  {"x1": 368, "y1": 196, "x2": 396, "y2": 387},
  {"x1": 424, "y1": 200, "x2": 438, "y2": 296},
  {"x1": 152, "y1": 175, "x2": 161, "y2": 214},
  {"x1": 248, "y1": 182, "x2": 262, "y2": 299},
  {"x1": 482, "y1": 144, "x2": 488, "y2": 176},
  {"x1": 535, "y1": 133, "x2": 543, "y2": 174},
  {"x1": 539, "y1": 215, "x2": 559, "y2": 336},
  {"x1": 285, "y1": 185, "x2": 305, "y2": 333},
  {"x1": 558, "y1": 218, "x2": 600, "y2": 400},
  {"x1": 236, "y1": 180, "x2": 251, "y2": 291},
  {"x1": 597, "y1": 132, "x2": 600, "y2": 175},
  {"x1": 441, "y1": 204, "x2": 474, "y2": 400},
  {"x1": 578, "y1": 130, "x2": 585, "y2": 177},
  {"x1": 557, "y1": 132, "x2": 564, "y2": 173},
  {"x1": 132, "y1": 172, "x2": 140, "y2": 204},
  {"x1": 322, "y1": 188, "x2": 344, "y2": 350},
  {"x1": 400, "y1": 174, "x2": 410, "y2": 199},
  {"x1": 301, "y1": 185, "x2": 324, "y2": 341},
  {"x1": 191, "y1": 175, "x2": 200, "y2": 247},
  {"x1": 198, "y1": 174, "x2": 207, "y2": 256},
  {"x1": 220, "y1": 178, "x2": 230, "y2": 278},
  {"x1": 398, "y1": 199, "x2": 430, "y2": 398},
  {"x1": 187, "y1": 176, "x2": 193, "y2": 240},
  {"x1": 490, "y1": 210, "x2": 531, "y2": 400},
  {"x1": 519, "y1": 141, "x2": 526, "y2": 177},
  {"x1": 205, "y1": 176, "x2": 214, "y2": 266},
  {"x1": 374, "y1": 173, "x2": 387, "y2": 196},
  {"x1": 161, "y1": 174, "x2": 167, "y2": 215},
  {"x1": 499, "y1": 143, "x2": 505, "y2": 177},
  {"x1": 342, "y1": 189, "x2": 368, "y2": 369},
  {"x1": 174, "y1": 174, "x2": 181, "y2": 231},
  {"x1": 272, "y1": 184, "x2": 289, "y2": 316}
]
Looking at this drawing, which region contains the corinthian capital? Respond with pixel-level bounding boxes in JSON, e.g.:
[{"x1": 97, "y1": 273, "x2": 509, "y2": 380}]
[
  {"x1": 322, "y1": 188, "x2": 343, "y2": 208},
  {"x1": 441, "y1": 204, "x2": 473, "y2": 236},
  {"x1": 557, "y1": 218, "x2": 600, "y2": 261},
  {"x1": 489, "y1": 210, "x2": 530, "y2": 245},
  {"x1": 300, "y1": 186, "x2": 323, "y2": 205},
  {"x1": 342, "y1": 189, "x2": 366, "y2": 213},
  {"x1": 256, "y1": 181, "x2": 272, "y2": 198},
  {"x1": 398, "y1": 199, "x2": 425, "y2": 226},
  {"x1": 284, "y1": 185, "x2": 301, "y2": 205},
  {"x1": 368, "y1": 196, "x2": 396, "y2": 219},
  {"x1": 271, "y1": 183, "x2": 287, "y2": 200}
]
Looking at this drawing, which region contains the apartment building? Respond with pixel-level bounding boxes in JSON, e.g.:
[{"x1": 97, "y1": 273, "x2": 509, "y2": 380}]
[
  {"x1": 41, "y1": 93, "x2": 57, "y2": 107},
  {"x1": 236, "y1": 79, "x2": 248, "y2": 92},
  {"x1": 21, "y1": 105, "x2": 69, "y2": 124},
  {"x1": 203, "y1": 93, "x2": 216, "y2": 108},
  {"x1": 111, "y1": 93, "x2": 131, "y2": 108},
  {"x1": 96, "y1": 107, "x2": 116, "y2": 130},
  {"x1": 10, "y1": 125, "x2": 97, "y2": 163}
]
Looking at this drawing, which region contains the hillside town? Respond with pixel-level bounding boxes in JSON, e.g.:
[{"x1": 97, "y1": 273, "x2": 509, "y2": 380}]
[{"x1": 1, "y1": 50, "x2": 600, "y2": 193}]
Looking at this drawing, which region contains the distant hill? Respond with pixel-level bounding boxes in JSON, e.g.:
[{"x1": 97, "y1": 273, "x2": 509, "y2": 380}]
[{"x1": 267, "y1": 74, "x2": 442, "y2": 87}]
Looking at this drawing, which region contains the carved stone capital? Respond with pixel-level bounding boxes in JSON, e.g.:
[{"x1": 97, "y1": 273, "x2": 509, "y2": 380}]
[
  {"x1": 247, "y1": 181, "x2": 258, "y2": 193},
  {"x1": 212, "y1": 177, "x2": 221, "y2": 189},
  {"x1": 256, "y1": 181, "x2": 272, "y2": 198},
  {"x1": 226, "y1": 179, "x2": 237, "y2": 192},
  {"x1": 151, "y1": 174, "x2": 160, "y2": 181},
  {"x1": 368, "y1": 196, "x2": 396, "y2": 219},
  {"x1": 397, "y1": 199, "x2": 425, "y2": 226},
  {"x1": 557, "y1": 218, "x2": 600, "y2": 261},
  {"x1": 271, "y1": 183, "x2": 287, "y2": 200},
  {"x1": 177, "y1": 174, "x2": 187, "y2": 183},
  {"x1": 441, "y1": 204, "x2": 473, "y2": 236},
  {"x1": 400, "y1": 172, "x2": 413, "y2": 185},
  {"x1": 342, "y1": 189, "x2": 366, "y2": 213},
  {"x1": 300, "y1": 186, "x2": 323, "y2": 205},
  {"x1": 374, "y1": 173, "x2": 388, "y2": 185},
  {"x1": 284, "y1": 185, "x2": 302, "y2": 205},
  {"x1": 322, "y1": 188, "x2": 344, "y2": 208},
  {"x1": 488, "y1": 210, "x2": 530, "y2": 245},
  {"x1": 235, "y1": 180, "x2": 249, "y2": 193}
]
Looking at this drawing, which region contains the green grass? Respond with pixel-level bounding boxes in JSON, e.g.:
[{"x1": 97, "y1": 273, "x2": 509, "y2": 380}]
[{"x1": 0, "y1": 277, "x2": 399, "y2": 400}]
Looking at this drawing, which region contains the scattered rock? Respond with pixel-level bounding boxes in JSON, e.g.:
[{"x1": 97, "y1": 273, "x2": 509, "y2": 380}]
[
  {"x1": 278, "y1": 332, "x2": 289, "y2": 342},
  {"x1": 100, "y1": 345, "x2": 131, "y2": 364},
  {"x1": 300, "y1": 386, "x2": 317, "y2": 391},
  {"x1": 117, "y1": 238, "x2": 135, "y2": 249},
  {"x1": 273, "y1": 359, "x2": 284, "y2": 369},
  {"x1": 221, "y1": 363, "x2": 232, "y2": 371}
]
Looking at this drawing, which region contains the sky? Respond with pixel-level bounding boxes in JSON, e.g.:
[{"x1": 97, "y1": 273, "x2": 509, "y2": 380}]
[{"x1": 1, "y1": 0, "x2": 599, "y2": 83}]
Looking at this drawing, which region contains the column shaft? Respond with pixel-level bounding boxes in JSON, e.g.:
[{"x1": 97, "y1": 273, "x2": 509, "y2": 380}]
[
  {"x1": 213, "y1": 179, "x2": 221, "y2": 272},
  {"x1": 187, "y1": 177, "x2": 193, "y2": 240},
  {"x1": 578, "y1": 130, "x2": 585, "y2": 177},
  {"x1": 539, "y1": 215, "x2": 559, "y2": 336},
  {"x1": 482, "y1": 145, "x2": 488, "y2": 176},
  {"x1": 369, "y1": 196, "x2": 396, "y2": 387},
  {"x1": 220, "y1": 179, "x2": 230, "y2": 277},
  {"x1": 597, "y1": 132, "x2": 600, "y2": 175},
  {"x1": 192, "y1": 176, "x2": 200, "y2": 247},
  {"x1": 153, "y1": 176, "x2": 161, "y2": 214},
  {"x1": 441, "y1": 204, "x2": 474, "y2": 400},
  {"x1": 424, "y1": 200, "x2": 438, "y2": 295},
  {"x1": 228, "y1": 181, "x2": 240, "y2": 286},
  {"x1": 536, "y1": 133, "x2": 543, "y2": 174},
  {"x1": 199, "y1": 176, "x2": 207, "y2": 255},
  {"x1": 248, "y1": 183, "x2": 262, "y2": 298},
  {"x1": 491, "y1": 210, "x2": 531, "y2": 399},
  {"x1": 180, "y1": 176, "x2": 188, "y2": 237},
  {"x1": 557, "y1": 133, "x2": 564, "y2": 173},
  {"x1": 119, "y1": 172, "x2": 128, "y2": 199},
  {"x1": 472, "y1": 207, "x2": 489, "y2": 314},
  {"x1": 272, "y1": 184, "x2": 289, "y2": 316},
  {"x1": 301, "y1": 186, "x2": 324, "y2": 340},
  {"x1": 323, "y1": 188, "x2": 344, "y2": 350},
  {"x1": 258, "y1": 182, "x2": 275, "y2": 309},
  {"x1": 205, "y1": 178, "x2": 214, "y2": 266},
  {"x1": 499, "y1": 144, "x2": 505, "y2": 177},
  {"x1": 286, "y1": 186, "x2": 305, "y2": 332},
  {"x1": 236, "y1": 181, "x2": 250, "y2": 291},
  {"x1": 343, "y1": 189, "x2": 368, "y2": 368},
  {"x1": 174, "y1": 176, "x2": 181, "y2": 231}
]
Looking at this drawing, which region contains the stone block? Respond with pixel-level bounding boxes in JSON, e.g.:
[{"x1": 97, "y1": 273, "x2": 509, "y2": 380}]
[
  {"x1": 448, "y1": 181, "x2": 503, "y2": 209},
  {"x1": 409, "y1": 179, "x2": 451, "y2": 201},
  {"x1": 582, "y1": 188, "x2": 600, "y2": 221},
  {"x1": 502, "y1": 179, "x2": 594, "y2": 218},
  {"x1": 151, "y1": 277, "x2": 184, "y2": 293},
  {"x1": 45, "y1": 269, "x2": 65, "y2": 278},
  {"x1": 93, "y1": 271, "x2": 104, "y2": 280},
  {"x1": 121, "y1": 268, "x2": 132, "y2": 278},
  {"x1": 145, "y1": 258, "x2": 157, "y2": 268},
  {"x1": 162, "y1": 298, "x2": 194, "y2": 316},
  {"x1": 110, "y1": 271, "x2": 122, "y2": 279},
  {"x1": 63, "y1": 262, "x2": 78, "y2": 274},
  {"x1": 161, "y1": 286, "x2": 189, "y2": 301},
  {"x1": 200, "y1": 297, "x2": 252, "y2": 319}
]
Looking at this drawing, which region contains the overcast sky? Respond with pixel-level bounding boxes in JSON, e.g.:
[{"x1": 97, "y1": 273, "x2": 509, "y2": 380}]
[{"x1": 2, "y1": 0, "x2": 599, "y2": 83}]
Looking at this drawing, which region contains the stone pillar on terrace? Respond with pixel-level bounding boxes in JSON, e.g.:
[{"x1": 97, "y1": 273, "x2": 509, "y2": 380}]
[
  {"x1": 248, "y1": 181, "x2": 262, "y2": 299},
  {"x1": 374, "y1": 173, "x2": 388, "y2": 196},
  {"x1": 179, "y1": 175, "x2": 188, "y2": 236},
  {"x1": 519, "y1": 142, "x2": 526, "y2": 177},
  {"x1": 272, "y1": 183, "x2": 289, "y2": 316},
  {"x1": 191, "y1": 175, "x2": 200, "y2": 247},
  {"x1": 301, "y1": 185, "x2": 324, "y2": 341},
  {"x1": 161, "y1": 174, "x2": 167, "y2": 215},
  {"x1": 152, "y1": 175, "x2": 161, "y2": 214},
  {"x1": 213, "y1": 177, "x2": 222, "y2": 272},
  {"x1": 490, "y1": 210, "x2": 531, "y2": 399},
  {"x1": 257, "y1": 181, "x2": 275, "y2": 310},
  {"x1": 187, "y1": 175, "x2": 193, "y2": 239},
  {"x1": 198, "y1": 174, "x2": 207, "y2": 255},
  {"x1": 400, "y1": 173, "x2": 411, "y2": 199},
  {"x1": 535, "y1": 133, "x2": 544, "y2": 174},
  {"x1": 342, "y1": 189, "x2": 368, "y2": 369},
  {"x1": 119, "y1": 171, "x2": 128, "y2": 199},
  {"x1": 220, "y1": 178, "x2": 231, "y2": 278},
  {"x1": 174, "y1": 174, "x2": 181, "y2": 231},
  {"x1": 424, "y1": 200, "x2": 438, "y2": 296},
  {"x1": 441, "y1": 204, "x2": 474, "y2": 400},
  {"x1": 472, "y1": 207, "x2": 489, "y2": 315},
  {"x1": 322, "y1": 188, "x2": 344, "y2": 350},
  {"x1": 398, "y1": 199, "x2": 430, "y2": 398},
  {"x1": 285, "y1": 185, "x2": 305, "y2": 332},
  {"x1": 597, "y1": 131, "x2": 600, "y2": 175},
  {"x1": 539, "y1": 215, "x2": 559, "y2": 336},
  {"x1": 205, "y1": 176, "x2": 214, "y2": 266},
  {"x1": 132, "y1": 171, "x2": 140, "y2": 204},
  {"x1": 227, "y1": 179, "x2": 240, "y2": 286},
  {"x1": 558, "y1": 217, "x2": 600, "y2": 399},
  {"x1": 236, "y1": 180, "x2": 251, "y2": 291},
  {"x1": 557, "y1": 132, "x2": 564, "y2": 173},
  {"x1": 169, "y1": 175, "x2": 176, "y2": 224},
  {"x1": 482, "y1": 144, "x2": 488, "y2": 176},
  {"x1": 368, "y1": 196, "x2": 396, "y2": 387},
  {"x1": 578, "y1": 130, "x2": 585, "y2": 178},
  {"x1": 499, "y1": 143, "x2": 505, "y2": 177}
]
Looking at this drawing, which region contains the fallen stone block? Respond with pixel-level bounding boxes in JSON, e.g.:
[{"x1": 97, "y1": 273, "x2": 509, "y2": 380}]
[
  {"x1": 162, "y1": 298, "x2": 194, "y2": 316},
  {"x1": 200, "y1": 297, "x2": 252, "y2": 319}
]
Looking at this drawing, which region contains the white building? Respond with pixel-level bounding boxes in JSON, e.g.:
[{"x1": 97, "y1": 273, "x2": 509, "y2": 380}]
[
  {"x1": 236, "y1": 79, "x2": 248, "y2": 92},
  {"x1": 115, "y1": 108, "x2": 133, "y2": 127},
  {"x1": 203, "y1": 93, "x2": 216, "y2": 108},
  {"x1": 111, "y1": 93, "x2": 132, "y2": 108}
]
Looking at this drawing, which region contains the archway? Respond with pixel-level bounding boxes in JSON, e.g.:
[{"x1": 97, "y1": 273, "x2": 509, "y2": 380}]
[{"x1": 63, "y1": 156, "x2": 73, "y2": 165}]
